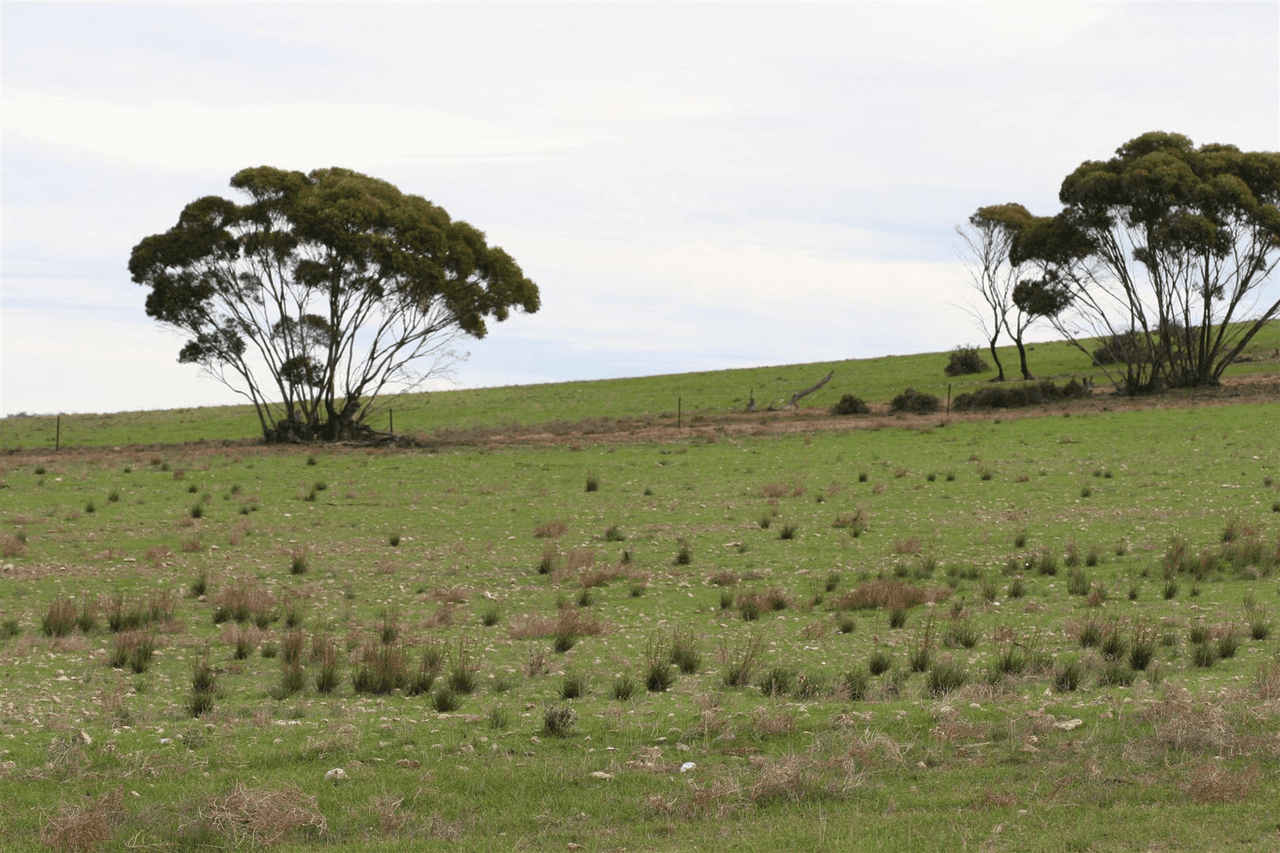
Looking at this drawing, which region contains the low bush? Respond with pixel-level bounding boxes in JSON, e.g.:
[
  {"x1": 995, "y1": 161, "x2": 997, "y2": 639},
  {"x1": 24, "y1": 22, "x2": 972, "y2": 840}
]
[
  {"x1": 829, "y1": 394, "x2": 870, "y2": 415},
  {"x1": 944, "y1": 346, "x2": 989, "y2": 377},
  {"x1": 952, "y1": 379, "x2": 1090, "y2": 411},
  {"x1": 890, "y1": 388, "x2": 939, "y2": 414}
]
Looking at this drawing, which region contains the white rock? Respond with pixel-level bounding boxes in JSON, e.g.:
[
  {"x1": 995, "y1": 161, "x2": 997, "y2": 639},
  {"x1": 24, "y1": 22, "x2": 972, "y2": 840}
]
[
  {"x1": 679, "y1": 762, "x2": 696, "y2": 773},
  {"x1": 1054, "y1": 719, "x2": 1084, "y2": 731},
  {"x1": 324, "y1": 767, "x2": 348, "y2": 783}
]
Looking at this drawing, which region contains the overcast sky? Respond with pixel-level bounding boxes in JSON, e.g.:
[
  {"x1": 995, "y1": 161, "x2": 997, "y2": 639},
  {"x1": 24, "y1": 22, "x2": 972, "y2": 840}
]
[{"x1": 3, "y1": 2, "x2": 1277, "y2": 417}]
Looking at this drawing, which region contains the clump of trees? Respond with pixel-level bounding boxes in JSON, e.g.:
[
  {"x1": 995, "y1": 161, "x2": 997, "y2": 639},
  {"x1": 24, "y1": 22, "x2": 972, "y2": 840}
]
[
  {"x1": 961, "y1": 132, "x2": 1280, "y2": 395},
  {"x1": 130, "y1": 167, "x2": 540, "y2": 442}
]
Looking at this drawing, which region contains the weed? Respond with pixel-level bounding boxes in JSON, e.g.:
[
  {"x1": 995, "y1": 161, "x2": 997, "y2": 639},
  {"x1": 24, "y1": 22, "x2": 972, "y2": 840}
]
[
  {"x1": 480, "y1": 602, "x2": 501, "y2": 627},
  {"x1": 433, "y1": 688, "x2": 461, "y2": 712},
  {"x1": 674, "y1": 538, "x2": 692, "y2": 565},
  {"x1": 837, "y1": 614, "x2": 856, "y2": 634},
  {"x1": 190, "y1": 652, "x2": 217, "y2": 717},
  {"x1": 1190, "y1": 642, "x2": 1218, "y2": 668},
  {"x1": 312, "y1": 635, "x2": 342, "y2": 694},
  {"x1": 645, "y1": 635, "x2": 676, "y2": 692},
  {"x1": 758, "y1": 665, "x2": 796, "y2": 697},
  {"x1": 1053, "y1": 658, "x2": 1084, "y2": 692},
  {"x1": 926, "y1": 659, "x2": 968, "y2": 696},
  {"x1": 611, "y1": 674, "x2": 638, "y2": 701},
  {"x1": 842, "y1": 669, "x2": 870, "y2": 701},
  {"x1": 41, "y1": 596, "x2": 78, "y2": 638},
  {"x1": 1216, "y1": 630, "x2": 1240, "y2": 660},
  {"x1": 352, "y1": 641, "x2": 409, "y2": 694},
  {"x1": 603, "y1": 524, "x2": 626, "y2": 542},
  {"x1": 888, "y1": 608, "x2": 908, "y2": 629},
  {"x1": 446, "y1": 637, "x2": 480, "y2": 694},
  {"x1": 721, "y1": 632, "x2": 764, "y2": 688},
  {"x1": 670, "y1": 626, "x2": 702, "y2": 674},
  {"x1": 389, "y1": 531, "x2": 401, "y2": 547},
  {"x1": 868, "y1": 649, "x2": 893, "y2": 676},
  {"x1": 543, "y1": 703, "x2": 578, "y2": 736},
  {"x1": 559, "y1": 671, "x2": 588, "y2": 699},
  {"x1": 1066, "y1": 568, "x2": 1090, "y2": 596},
  {"x1": 778, "y1": 522, "x2": 799, "y2": 540},
  {"x1": 189, "y1": 571, "x2": 208, "y2": 598},
  {"x1": 289, "y1": 547, "x2": 308, "y2": 575}
]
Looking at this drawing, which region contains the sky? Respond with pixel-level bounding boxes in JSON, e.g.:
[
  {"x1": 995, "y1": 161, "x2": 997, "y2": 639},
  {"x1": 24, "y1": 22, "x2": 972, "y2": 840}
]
[{"x1": 2, "y1": 2, "x2": 1277, "y2": 417}]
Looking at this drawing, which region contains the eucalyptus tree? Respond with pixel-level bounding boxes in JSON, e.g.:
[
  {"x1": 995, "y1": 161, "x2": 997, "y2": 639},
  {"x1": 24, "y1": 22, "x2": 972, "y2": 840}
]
[
  {"x1": 130, "y1": 167, "x2": 540, "y2": 441},
  {"x1": 1010, "y1": 132, "x2": 1280, "y2": 394}
]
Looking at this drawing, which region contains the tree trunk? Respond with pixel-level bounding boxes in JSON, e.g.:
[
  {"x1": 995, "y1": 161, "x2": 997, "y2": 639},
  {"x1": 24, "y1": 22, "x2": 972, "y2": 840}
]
[{"x1": 987, "y1": 338, "x2": 1005, "y2": 382}]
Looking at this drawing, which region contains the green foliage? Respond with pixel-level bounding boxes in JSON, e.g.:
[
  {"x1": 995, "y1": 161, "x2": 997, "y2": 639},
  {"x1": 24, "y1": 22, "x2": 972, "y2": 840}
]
[
  {"x1": 829, "y1": 394, "x2": 870, "y2": 415},
  {"x1": 1009, "y1": 132, "x2": 1280, "y2": 393},
  {"x1": 129, "y1": 166, "x2": 540, "y2": 442},
  {"x1": 952, "y1": 379, "x2": 1090, "y2": 411},
  {"x1": 944, "y1": 346, "x2": 989, "y2": 377},
  {"x1": 890, "y1": 388, "x2": 939, "y2": 414}
]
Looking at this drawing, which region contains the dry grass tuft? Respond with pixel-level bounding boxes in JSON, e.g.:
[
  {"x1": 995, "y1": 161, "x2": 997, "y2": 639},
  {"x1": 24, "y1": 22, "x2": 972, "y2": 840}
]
[
  {"x1": 1, "y1": 534, "x2": 27, "y2": 559},
  {"x1": 40, "y1": 787, "x2": 125, "y2": 852},
  {"x1": 534, "y1": 520, "x2": 568, "y2": 538},
  {"x1": 508, "y1": 608, "x2": 604, "y2": 640},
  {"x1": 1181, "y1": 761, "x2": 1260, "y2": 804},
  {"x1": 197, "y1": 783, "x2": 326, "y2": 847},
  {"x1": 835, "y1": 579, "x2": 945, "y2": 612}
]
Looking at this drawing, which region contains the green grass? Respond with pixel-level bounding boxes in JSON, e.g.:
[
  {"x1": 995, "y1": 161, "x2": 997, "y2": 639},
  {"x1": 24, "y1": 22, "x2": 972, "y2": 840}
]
[
  {"x1": 0, "y1": 335, "x2": 1278, "y2": 850},
  {"x1": 7, "y1": 321, "x2": 1278, "y2": 449}
]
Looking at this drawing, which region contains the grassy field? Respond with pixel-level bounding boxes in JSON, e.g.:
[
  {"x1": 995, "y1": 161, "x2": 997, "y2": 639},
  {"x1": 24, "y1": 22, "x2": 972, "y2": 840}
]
[
  {"x1": 6, "y1": 321, "x2": 1280, "y2": 450},
  {"x1": 1, "y1": 334, "x2": 1280, "y2": 851}
]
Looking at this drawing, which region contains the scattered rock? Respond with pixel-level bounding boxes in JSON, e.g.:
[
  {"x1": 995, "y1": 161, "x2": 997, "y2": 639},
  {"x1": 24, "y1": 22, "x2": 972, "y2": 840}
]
[
  {"x1": 589, "y1": 771, "x2": 613, "y2": 780},
  {"x1": 679, "y1": 762, "x2": 696, "y2": 773},
  {"x1": 324, "y1": 767, "x2": 348, "y2": 783},
  {"x1": 1055, "y1": 719, "x2": 1084, "y2": 731}
]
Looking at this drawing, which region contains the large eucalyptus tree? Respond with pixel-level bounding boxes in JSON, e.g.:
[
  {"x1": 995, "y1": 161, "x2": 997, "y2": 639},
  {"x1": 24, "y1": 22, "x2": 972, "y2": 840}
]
[{"x1": 130, "y1": 167, "x2": 540, "y2": 441}]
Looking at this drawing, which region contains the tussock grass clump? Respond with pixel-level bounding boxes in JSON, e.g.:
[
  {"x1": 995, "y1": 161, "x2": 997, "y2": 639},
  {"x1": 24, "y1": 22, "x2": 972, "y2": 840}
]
[
  {"x1": 543, "y1": 703, "x2": 577, "y2": 736},
  {"x1": 721, "y1": 632, "x2": 764, "y2": 688},
  {"x1": 199, "y1": 783, "x2": 326, "y2": 847},
  {"x1": 835, "y1": 579, "x2": 938, "y2": 612},
  {"x1": 611, "y1": 674, "x2": 638, "y2": 701},
  {"x1": 41, "y1": 596, "x2": 79, "y2": 638},
  {"x1": 645, "y1": 635, "x2": 676, "y2": 692},
  {"x1": 352, "y1": 641, "x2": 409, "y2": 695},
  {"x1": 190, "y1": 652, "x2": 217, "y2": 717},
  {"x1": 311, "y1": 634, "x2": 343, "y2": 694},
  {"x1": 926, "y1": 659, "x2": 968, "y2": 696},
  {"x1": 39, "y1": 786, "x2": 126, "y2": 853},
  {"x1": 867, "y1": 649, "x2": 893, "y2": 676},
  {"x1": 670, "y1": 627, "x2": 702, "y2": 674}
]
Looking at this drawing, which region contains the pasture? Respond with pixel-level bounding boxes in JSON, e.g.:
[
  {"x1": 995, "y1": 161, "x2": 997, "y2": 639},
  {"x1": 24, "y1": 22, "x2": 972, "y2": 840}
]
[{"x1": 2, "y1": 338, "x2": 1280, "y2": 851}]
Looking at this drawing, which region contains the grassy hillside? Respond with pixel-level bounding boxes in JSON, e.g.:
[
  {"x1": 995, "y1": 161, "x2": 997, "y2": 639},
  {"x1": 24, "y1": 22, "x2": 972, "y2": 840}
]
[{"x1": 5, "y1": 322, "x2": 1279, "y2": 451}]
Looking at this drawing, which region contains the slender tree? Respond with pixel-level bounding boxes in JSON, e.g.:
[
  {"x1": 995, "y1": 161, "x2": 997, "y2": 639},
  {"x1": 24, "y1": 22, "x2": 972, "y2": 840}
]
[{"x1": 130, "y1": 167, "x2": 540, "y2": 441}]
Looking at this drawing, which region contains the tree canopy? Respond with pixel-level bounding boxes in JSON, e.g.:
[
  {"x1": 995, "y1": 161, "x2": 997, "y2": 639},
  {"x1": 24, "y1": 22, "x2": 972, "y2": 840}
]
[
  {"x1": 129, "y1": 167, "x2": 540, "y2": 441},
  {"x1": 1005, "y1": 132, "x2": 1280, "y2": 393}
]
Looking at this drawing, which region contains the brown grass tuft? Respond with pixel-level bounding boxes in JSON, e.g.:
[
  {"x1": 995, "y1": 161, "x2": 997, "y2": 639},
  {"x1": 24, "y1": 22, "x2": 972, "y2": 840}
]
[
  {"x1": 835, "y1": 579, "x2": 945, "y2": 612},
  {"x1": 534, "y1": 520, "x2": 568, "y2": 538},
  {"x1": 197, "y1": 783, "x2": 326, "y2": 847},
  {"x1": 1181, "y1": 761, "x2": 1260, "y2": 804},
  {"x1": 40, "y1": 786, "x2": 125, "y2": 852}
]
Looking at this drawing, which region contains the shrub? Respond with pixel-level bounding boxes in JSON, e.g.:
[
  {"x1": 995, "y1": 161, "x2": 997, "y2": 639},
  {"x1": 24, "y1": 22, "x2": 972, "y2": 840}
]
[
  {"x1": 830, "y1": 394, "x2": 870, "y2": 415},
  {"x1": 1053, "y1": 658, "x2": 1083, "y2": 692},
  {"x1": 890, "y1": 388, "x2": 939, "y2": 414},
  {"x1": 952, "y1": 379, "x2": 1090, "y2": 411},
  {"x1": 944, "y1": 346, "x2": 989, "y2": 377}
]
